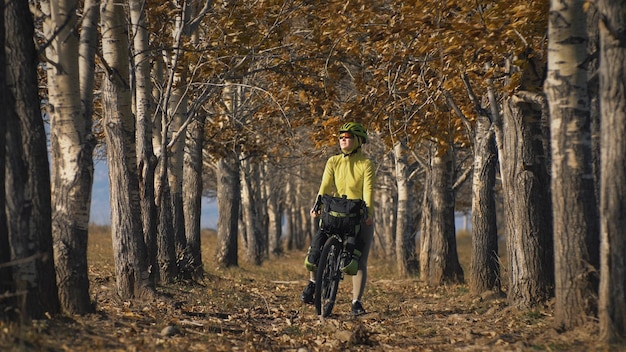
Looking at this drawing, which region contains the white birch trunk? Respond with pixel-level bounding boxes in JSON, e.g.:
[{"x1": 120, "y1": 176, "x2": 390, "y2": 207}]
[
  {"x1": 43, "y1": 0, "x2": 95, "y2": 313},
  {"x1": 130, "y1": 0, "x2": 158, "y2": 286},
  {"x1": 380, "y1": 152, "x2": 396, "y2": 259},
  {"x1": 101, "y1": 0, "x2": 151, "y2": 299},
  {"x1": 394, "y1": 142, "x2": 414, "y2": 275}
]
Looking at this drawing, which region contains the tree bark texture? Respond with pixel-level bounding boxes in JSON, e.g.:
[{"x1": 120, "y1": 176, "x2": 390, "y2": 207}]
[
  {"x1": 79, "y1": 0, "x2": 99, "y2": 121},
  {"x1": 0, "y1": 0, "x2": 9, "y2": 295},
  {"x1": 157, "y1": 180, "x2": 177, "y2": 282},
  {"x1": 394, "y1": 142, "x2": 415, "y2": 276},
  {"x1": 419, "y1": 145, "x2": 464, "y2": 286},
  {"x1": 380, "y1": 152, "x2": 396, "y2": 260},
  {"x1": 469, "y1": 114, "x2": 500, "y2": 295},
  {"x1": 130, "y1": 0, "x2": 158, "y2": 286},
  {"x1": 240, "y1": 157, "x2": 264, "y2": 265},
  {"x1": 5, "y1": 0, "x2": 60, "y2": 319},
  {"x1": 155, "y1": 113, "x2": 177, "y2": 282},
  {"x1": 182, "y1": 115, "x2": 206, "y2": 279},
  {"x1": 43, "y1": 0, "x2": 98, "y2": 314},
  {"x1": 587, "y1": 4, "x2": 601, "y2": 208},
  {"x1": 499, "y1": 96, "x2": 553, "y2": 308},
  {"x1": 264, "y1": 163, "x2": 283, "y2": 257},
  {"x1": 216, "y1": 155, "x2": 240, "y2": 267},
  {"x1": 597, "y1": 0, "x2": 626, "y2": 341},
  {"x1": 101, "y1": 0, "x2": 151, "y2": 299},
  {"x1": 168, "y1": 79, "x2": 188, "y2": 257},
  {"x1": 545, "y1": 0, "x2": 599, "y2": 329}
]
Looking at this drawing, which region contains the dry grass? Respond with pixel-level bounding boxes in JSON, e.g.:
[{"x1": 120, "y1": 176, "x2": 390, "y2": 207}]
[{"x1": 0, "y1": 226, "x2": 615, "y2": 351}]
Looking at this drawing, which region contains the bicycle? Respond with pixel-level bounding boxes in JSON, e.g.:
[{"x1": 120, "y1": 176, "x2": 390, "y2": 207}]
[{"x1": 311, "y1": 194, "x2": 367, "y2": 317}]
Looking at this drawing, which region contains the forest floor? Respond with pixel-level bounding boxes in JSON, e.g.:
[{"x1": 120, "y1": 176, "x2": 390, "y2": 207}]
[{"x1": 0, "y1": 226, "x2": 618, "y2": 351}]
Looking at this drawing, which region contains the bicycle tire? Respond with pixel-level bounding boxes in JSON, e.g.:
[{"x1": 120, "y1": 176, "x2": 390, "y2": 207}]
[{"x1": 314, "y1": 236, "x2": 343, "y2": 317}]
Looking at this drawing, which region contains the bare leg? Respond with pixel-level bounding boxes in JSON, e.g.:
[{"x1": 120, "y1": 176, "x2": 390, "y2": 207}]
[{"x1": 352, "y1": 223, "x2": 374, "y2": 302}]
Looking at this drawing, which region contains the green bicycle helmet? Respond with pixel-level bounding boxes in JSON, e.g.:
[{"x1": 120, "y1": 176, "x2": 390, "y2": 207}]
[{"x1": 339, "y1": 122, "x2": 368, "y2": 144}]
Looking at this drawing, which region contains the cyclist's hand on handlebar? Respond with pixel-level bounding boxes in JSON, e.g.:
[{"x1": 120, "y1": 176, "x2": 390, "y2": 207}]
[
  {"x1": 311, "y1": 195, "x2": 322, "y2": 218},
  {"x1": 365, "y1": 217, "x2": 373, "y2": 226}
]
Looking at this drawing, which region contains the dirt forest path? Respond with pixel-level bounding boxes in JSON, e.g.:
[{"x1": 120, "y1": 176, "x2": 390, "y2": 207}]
[{"x1": 0, "y1": 229, "x2": 610, "y2": 351}]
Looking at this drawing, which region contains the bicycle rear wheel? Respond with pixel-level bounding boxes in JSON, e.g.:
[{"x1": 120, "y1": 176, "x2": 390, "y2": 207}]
[{"x1": 314, "y1": 236, "x2": 343, "y2": 317}]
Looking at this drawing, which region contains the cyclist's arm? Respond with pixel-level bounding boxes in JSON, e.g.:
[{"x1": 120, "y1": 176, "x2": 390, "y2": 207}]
[
  {"x1": 311, "y1": 157, "x2": 335, "y2": 218},
  {"x1": 317, "y1": 157, "x2": 336, "y2": 196},
  {"x1": 362, "y1": 159, "x2": 375, "y2": 222}
]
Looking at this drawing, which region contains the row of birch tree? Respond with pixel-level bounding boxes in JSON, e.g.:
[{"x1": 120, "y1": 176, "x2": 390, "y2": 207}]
[{"x1": 3, "y1": 0, "x2": 626, "y2": 343}]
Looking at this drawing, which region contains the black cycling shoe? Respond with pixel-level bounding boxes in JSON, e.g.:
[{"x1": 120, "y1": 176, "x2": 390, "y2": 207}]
[
  {"x1": 352, "y1": 301, "x2": 366, "y2": 316},
  {"x1": 301, "y1": 281, "x2": 315, "y2": 304}
]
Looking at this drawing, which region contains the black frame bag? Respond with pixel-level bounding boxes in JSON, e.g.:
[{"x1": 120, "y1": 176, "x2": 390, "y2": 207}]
[{"x1": 319, "y1": 195, "x2": 364, "y2": 236}]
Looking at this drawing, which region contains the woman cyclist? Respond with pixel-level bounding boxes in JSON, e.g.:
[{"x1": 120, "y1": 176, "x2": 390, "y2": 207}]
[{"x1": 301, "y1": 122, "x2": 375, "y2": 316}]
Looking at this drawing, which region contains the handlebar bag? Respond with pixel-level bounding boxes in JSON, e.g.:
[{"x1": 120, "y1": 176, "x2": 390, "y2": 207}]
[{"x1": 319, "y1": 195, "x2": 364, "y2": 236}]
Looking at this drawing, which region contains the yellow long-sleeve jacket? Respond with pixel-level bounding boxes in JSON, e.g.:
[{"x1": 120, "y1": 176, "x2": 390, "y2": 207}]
[{"x1": 317, "y1": 149, "x2": 376, "y2": 218}]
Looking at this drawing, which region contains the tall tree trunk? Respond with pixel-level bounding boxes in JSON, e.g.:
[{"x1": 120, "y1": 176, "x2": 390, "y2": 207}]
[
  {"x1": 167, "y1": 0, "x2": 213, "y2": 266},
  {"x1": 380, "y1": 152, "x2": 396, "y2": 259},
  {"x1": 101, "y1": 0, "x2": 152, "y2": 299},
  {"x1": 545, "y1": 0, "x2": 599, "y2": 329},
  {"x1": 295, "y1": 170, "x2": 306, "y2": 250},
  {"x1": 597, "y1": 0, "x2": 626, "y2": 341},
  {"x1": 44, "y1": 0, "x2": 98, "y2": 314},
  {"x1": 469, "y1": 113, "x2": 500, "y2": 295},
  {"x1": 394, "y1": 142, "x2": 415, "y2": 275},
  {"x1": 157, "y1": 178, "x2": 177, "y2": 282},
  {"x1": 499, "y1": 94, "x2": 553, "y2": 308},
  {"x1": 0, "y1": 0, "x2": 9, "y2": 295},
  {"x1": 241, "y1": 157, "x2": 264, "y2": 265},
  {"x1": 5, "y1": 0, "x2": 60, "y2": 319},
  {"x1": 130, "y1": 0, "x2": 158, "y2": 287},
  {"x1": 155, "y1": 100, "x2": 177, "y2": 282},
  {"x1": 587, "y1": 0, "x2": 601, "y2": 203},
  {"x1": 285, "y1": 180, "x2": 296, "y2": 251},
  {"x1": 419, "y1": 144, "x2": 464, "y2": 285},
  {"x1": 182, "y1": 115, "x2": 205, "y2": 279},
  {"x1": 216, "y1": 155, "x2": 240, "y2": 267},
  {"x1": 168, "y1": 76, "x2": 187, "y2": 257},
  {"x1": 180, "y1": 21, "x2": 208, "y2": 277},
  {"x1": 264, "y1": 163, "x2": 283, "y2": 257},
  {"x1": 258, "y1": 160, "x2": 269, "y2": 258},
  {"x1": 153, "y1": 2, "x2": 186, "y2": 283},
  {"x1": 78, "y1": 0, "x2": 99, "y2": 122}
]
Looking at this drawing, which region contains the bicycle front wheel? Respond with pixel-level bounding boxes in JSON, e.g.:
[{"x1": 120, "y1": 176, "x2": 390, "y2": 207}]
[{"x1": 314, "y1": 236, "x2": 342, "y2": 317}]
